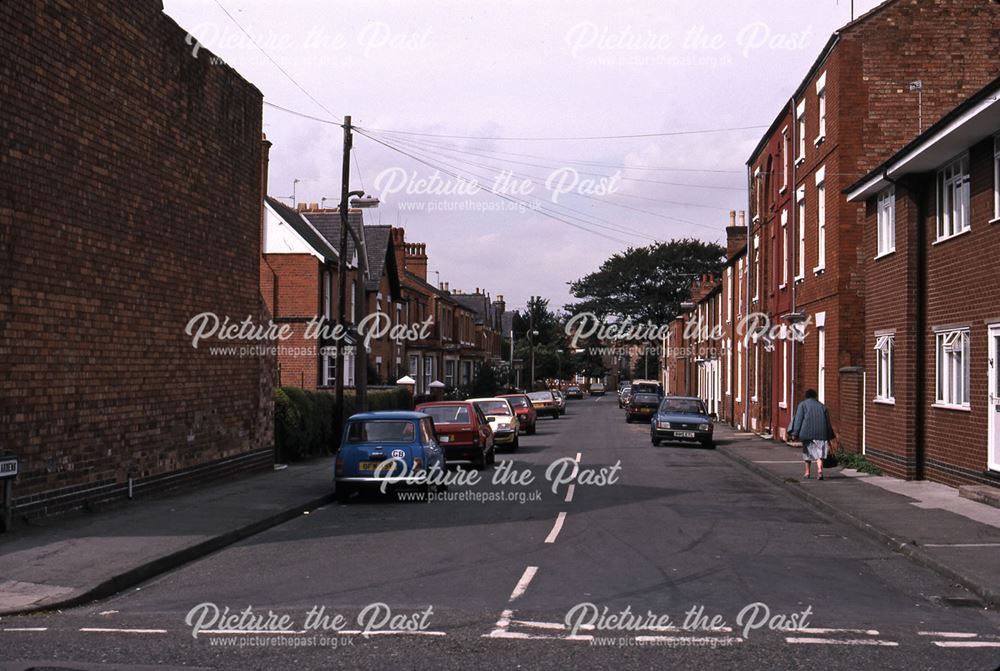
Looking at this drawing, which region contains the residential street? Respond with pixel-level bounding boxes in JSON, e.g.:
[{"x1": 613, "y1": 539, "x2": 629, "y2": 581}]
[{"x1": 2, "y1": 397, "x2": 997, "y2": 670}]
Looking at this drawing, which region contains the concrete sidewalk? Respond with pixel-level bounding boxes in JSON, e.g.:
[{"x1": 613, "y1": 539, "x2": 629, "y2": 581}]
[
  {"x1": 0, "y1": 458, "x2": 335, "y2": 615},
  {"x1": 715, "y1": 425, "x2": 1000, "y2": 608}
]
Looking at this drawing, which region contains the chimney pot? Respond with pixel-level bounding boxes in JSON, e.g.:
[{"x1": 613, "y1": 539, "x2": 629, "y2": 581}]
[{"x1": 729, "y1": 210, "x2": 736, "y2": 226}]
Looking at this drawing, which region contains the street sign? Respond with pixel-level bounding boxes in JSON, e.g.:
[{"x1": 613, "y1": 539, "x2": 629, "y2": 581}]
[{"x1": 0, "y1": 456, "x2": 17, "y2": 479}]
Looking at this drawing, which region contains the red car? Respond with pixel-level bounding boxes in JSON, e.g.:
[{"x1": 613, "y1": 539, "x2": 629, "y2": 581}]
[
  {"x1": 416, "y1": 401, "x2": 495, "y2": 469},
  {"x1": 499, "y1": 393, "x2": 538, "y2": 435}
]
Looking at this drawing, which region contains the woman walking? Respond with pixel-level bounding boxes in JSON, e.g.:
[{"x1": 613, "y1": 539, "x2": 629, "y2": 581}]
[{"x1": 788, "y1": 389, "x2": 836, "y2": 480}]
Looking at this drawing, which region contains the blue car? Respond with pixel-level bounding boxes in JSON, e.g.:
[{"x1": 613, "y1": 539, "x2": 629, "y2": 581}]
[
  {"x1": 334, "y1": 411, "x2": 446, "y2": 502},
  {"x1": 650, "y1": 396, "x2": 715, "y2": 449}
]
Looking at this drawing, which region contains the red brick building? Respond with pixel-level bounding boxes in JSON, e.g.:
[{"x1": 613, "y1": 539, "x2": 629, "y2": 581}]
[
  {"x1": 747, "y1": 0, "x2": 1000, "y2": 450},
  {"x1": 0, "y1": 1, "x2": 273, "y2": 515},
  {"x1": 847, "y1": 75, "x2": 1000, "y2": 486}
]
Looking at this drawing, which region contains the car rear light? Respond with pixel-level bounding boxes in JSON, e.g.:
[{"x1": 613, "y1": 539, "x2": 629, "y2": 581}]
[{"x1": 412, "y1": 458, "x2": 423, "y2": 472}]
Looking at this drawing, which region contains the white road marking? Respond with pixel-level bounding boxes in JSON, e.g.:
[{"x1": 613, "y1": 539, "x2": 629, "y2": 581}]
[
  {"x1": 79, "y1": 628, "x2": 167, "y2": 634},
  {"x1": 2, "y1": 627, "x2": 48, "y2": 632},
  {"x1": 918, "y1": 631, "x2": 978, "y2": 638},
  {"x1": 564, "y1": 484, "x2": 576, "y2": 503},
  {"x1": 922, "y1": 543, "x2": 1000, "y2": 548},
  {"x1": 487, "y1": 609, "x2": 515, "y2": 637},
  {"x1": 634, "y1": 635, "x2": 743, "y2": 644},
  {"x1": 786, "y1": 637, "x2": 898, "y2": 646},
  {"x1": 97, "y1": 610, "x2": 119, "y2": 616},
  {"x1": 339, "y1": 630, "x2": 447, "y2": 637},
  {"x1": 511, "y1": 619, "x2": 733, "y2": 634},
  {"x1": 754, "y1": 460, "x2": 804, "y2": 464},
  {"x1": 795, "y1": 627, "x2": 880, "y2": 635},
  {"x1": 933, "y1": 641, "x2": 1000, "y2": 648},
  {"x1": 508, "y1": 566, "x2": 538, "y2": 602},
  {"x1": 575, "y1": 452, "x2": 582, "y2": 463},
  {"x1": 545, "y1": 512, "x2": 567, "y2": 543}
]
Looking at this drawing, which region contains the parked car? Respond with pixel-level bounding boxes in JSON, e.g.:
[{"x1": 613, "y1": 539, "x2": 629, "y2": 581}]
[
  {"x1": 551, "y1": 389, "x2": 567, "y2": 415},
  {"x1": 416, "y1": 401, "x2": 495, "y2": 469},
  {"x1": 625, "y1": 392, "x2": 660, "y2": 423},
  {"x1": 650, "y1": 396, "x2": 715, "y2": 449},
  {"x1": 590, "y1": 383, "x2": 606, "y2": 396},
  {"x1": 565, "y1": 385, "x2": 584, "y2": 400},
  {"x1": 499, "y1": 393, "x2": 537, "y2": 435},
  {"x1": 630, "y1": 379, "x2": 663, "y2": 398},
  {"x1": 469, "y1": 397, "x2": 520, "y2": 451},
  {"x1": 527, "y1": 390, "x2": 561, "y2": 419},
  {"x1": 618, "y1": 386, "x2": 632, "y2": 409},
  {"x1": 334, "y1": 411, "x2": 446, "y2": 503}
]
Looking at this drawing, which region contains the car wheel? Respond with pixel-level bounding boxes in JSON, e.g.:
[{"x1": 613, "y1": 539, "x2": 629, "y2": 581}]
[
  {"x1": 553, "y1": 412, "x2": 560, "y2": 420},
  {"x1": 625, "y1": 415, "x2": 632, "y2": 424},
  {"x1": 651, "y1": 437, "x2": 661, "y2": 447},
  {"x1": 473, "y1": 446, "x2": 487, "y2": 470},
  {"x1": 510, "y1": 435, "x2": 519, "y2": 452},
  {"x1": 702, "y1": 439, "x2": 715, "y2": 449},
  {"x1": 336, "y1": 484, "x2": 352, "y2": 504},
  {"x1": 528, "y1": 423, "x2": 536, "y2": 435},
  {"x1": 488, "y1": 445, "x2": 497, "y2": 465}
]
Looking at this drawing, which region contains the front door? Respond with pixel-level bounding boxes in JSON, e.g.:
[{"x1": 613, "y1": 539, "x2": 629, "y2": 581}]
[{"x1": 989, "y1": 325, "x2": 1000, "y2": 472}]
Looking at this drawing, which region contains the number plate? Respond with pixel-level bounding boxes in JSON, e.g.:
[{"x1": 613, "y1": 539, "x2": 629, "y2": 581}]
[
  {"x1": 359, "y1": 461, "x2": 397, "y2": 472},
  {"x1": 675, "y1": 431, "x2": 696, "y2": 439},
  {"x1": 439, "y1": 435, "x2": 450, "y2": 443}
]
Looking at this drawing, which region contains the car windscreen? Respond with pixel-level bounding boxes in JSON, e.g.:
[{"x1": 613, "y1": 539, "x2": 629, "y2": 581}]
[
  {"x1": 632, "y1": 383, "x2": 659, "y2": 394},
  {"x1": 659, "y1": 399, "x2": 707, "y2": 415},
  {"x1": 476, "y1": 400, "x2": 511, "y2": 416},
  {"x1": 567, "y1": 387, "x2": 580, "y2": 392},
  {"x1": 527, "y1": 392, "x2": 553, "y2": 401},
  {"x1": 632, "y1": 393, "x2": 659, "y2": 404},
  {"x1": 346, "y1": 420, "x2": 416, "y2": 443},
  {"x1": 503, "y1": 396, "x2": 530, "y2": 409},
  {"x1": 422, "y1": 406, "x2": 471, "y2": 425}
]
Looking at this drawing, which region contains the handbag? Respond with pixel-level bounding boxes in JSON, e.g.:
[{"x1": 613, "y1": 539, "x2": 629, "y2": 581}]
[{"x1": 822, "y1": 446, "x2": 839, "y2": 469}]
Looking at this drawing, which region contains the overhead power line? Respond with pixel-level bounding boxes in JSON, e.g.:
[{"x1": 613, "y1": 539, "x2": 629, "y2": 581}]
[{"x1": 357, "y1": 124, "x2": 770, "y2": 142}]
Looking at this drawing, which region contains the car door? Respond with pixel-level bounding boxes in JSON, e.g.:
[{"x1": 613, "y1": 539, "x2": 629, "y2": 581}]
[
  {"x1": 421, "y1": 418, "x2": 444, "y2": 469},
  {"x1": 475, "y1": 405, "x2": 493, "y2": 448}
]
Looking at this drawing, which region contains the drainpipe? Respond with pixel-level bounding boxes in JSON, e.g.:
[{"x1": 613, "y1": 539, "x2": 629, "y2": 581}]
[
  {"x1": 744, "y1": 184, "x2": 752, "y2": 431},
  {"x1": 913, "y1": 176, "x2": 927, "y2": 480},
  {"x1": 788, "y1": 96, "x2": 799, "y2": 433}
]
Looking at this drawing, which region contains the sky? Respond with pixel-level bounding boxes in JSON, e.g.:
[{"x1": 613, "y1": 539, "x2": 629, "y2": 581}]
[{"x1": 163, "y1": 0, "x2": 885, "y2": 311}]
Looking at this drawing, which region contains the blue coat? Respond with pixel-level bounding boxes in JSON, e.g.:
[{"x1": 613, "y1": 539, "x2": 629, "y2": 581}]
[{"x1": 789, "y1": 398, "x2": 835, "y2": 441}]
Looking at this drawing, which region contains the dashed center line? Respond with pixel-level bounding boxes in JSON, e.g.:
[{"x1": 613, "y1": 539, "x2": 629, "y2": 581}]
[
  {"x1": 564, "y1": 484, "x2": 576, "y2": 503},
  {"x1": 78, "y1": 628, "x2": 167, "y2": 634},
  {"x1": 786, "y1": 637, "x2": 898, "y2": 646},
  {"x1": 545, "y1": 512, "x2": 567, "y2": 543},
  {"x1": 508, "y1": 566, "x2": 538, "y2": 602}
]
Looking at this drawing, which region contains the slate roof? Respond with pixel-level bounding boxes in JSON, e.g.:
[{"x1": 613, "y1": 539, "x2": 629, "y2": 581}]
[
  {"x1": 264, "y1": 196, "x2": 340, "y2": 262},
  {"x1": 304, "y1": 209, "x2": 365, "y2": 267}
]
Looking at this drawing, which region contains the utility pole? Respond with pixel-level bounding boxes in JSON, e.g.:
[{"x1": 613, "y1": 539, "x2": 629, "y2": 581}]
[{"x1": 335, "y1": 116, "x2": 352, "y2": 437}]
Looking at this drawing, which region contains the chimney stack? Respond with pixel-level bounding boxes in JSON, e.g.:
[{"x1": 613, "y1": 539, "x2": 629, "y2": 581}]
[{"x1": 726, "y1": 210, "x2": 748, "y2": 261}]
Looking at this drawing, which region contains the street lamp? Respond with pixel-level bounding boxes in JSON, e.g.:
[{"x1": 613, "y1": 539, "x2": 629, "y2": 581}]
[{"x1": 529, "y1": 329, "x2": 539, "y2": 388}]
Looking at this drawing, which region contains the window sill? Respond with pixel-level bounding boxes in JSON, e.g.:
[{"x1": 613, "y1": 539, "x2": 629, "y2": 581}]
[
  {"x1": 814, "y1": 135, "x2": 826, "y2": 147},
  {"x1": 933, "y1": 227, "x2": 972, "y2": 245},
  {"x1": 932, "y1": 403, "x2": 971, "y2": 412},
  {"x1": 778, "y1": 283, "x2": 787, "y2": 291},
  {"x1": 751, "y1": 396, "x2": 759, "y2": 403},
  {"x1": 813, "y1": 266, "x2": 825, "y2": 276},
  {"x1": 874, "y1": 249, "x2": 896, "y2": 260},
  {"x1": 794, "y1": 275, "x2": 805, "y2": 284},
  {"x1": 795, "y1": 157, "x2": 805, "y2": 167},
  {"x1": 779, "y1": 186, "x2": 788, "y2": 195},
  {"x1": 778, "y1": 402, "x2": 787, "y2": 409},
  {"x1": 990, "y1": 217, "x2": 1000, "y2": 225},
  {"x1": 873, "y1": 397, "x2": 896, "y2": 406}
]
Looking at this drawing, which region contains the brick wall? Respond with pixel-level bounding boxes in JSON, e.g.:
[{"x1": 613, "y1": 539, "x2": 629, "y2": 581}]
[{"x1": 0, "y1": 1, "x2": 272, "y2": 510}]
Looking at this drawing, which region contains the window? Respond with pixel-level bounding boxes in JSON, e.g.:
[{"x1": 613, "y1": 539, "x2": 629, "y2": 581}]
[
  {"x1": 936, "y1": 329, "x2": 970, "y2": 408},
  {"x1": 726, "y1": 340, "x2": 732, "y2": 395},
  {"x1": 780, "y1": 209, "x2": 789, "y2": 287},
  {"x1": 726, "y1": 267, "x2": 733, "y2": 322},
  {"x1": 781, "y1": 127, "x2": 790, "y2": 191},
  {"x1": 753, "y1": 343, "x2": 760, "y2": 401},
  {"x1": 323, "y1": 353, "x2": 337, "y2": 387},
  {"x1": 877, "y1": 187, "x2": 895, "y2": 256},
  {"x1": 796, "y1": 187, "x2": 806, "y2": 280},
  {"x1": 816, "y1": 312, "x2": 826, "y2": 404},
  {"x1": 322, "y1": 271, "x2": 332, "y2": 319},
  {"x1": 874, "y1": 335, "x2": 895, "y2": 402},
  {"x1": 409, "y1": 354, "x2": 419, "y2": 378},
  {"x1": 815, "y1": 72, "x2": 827, "y2": 142},
  {"x1": 936, "y1": 154, "x2": 970, "y2": 240},
  {"x1": 994, "y1": 135, "x2": 999, "y2": 220},
  {"x1": 815, "y1": 167, "x2": 826, "y2": 272},
  {"x1": 780, "y1": 339, "x2": 788, "y2": 408},
  {"x1": 445, "y1": 359, "x2": 456, "y2": 387},
  {"x1": 752, "y1": 235, "x2": 760, "y2": 302},
  {"x1": 351, "y1": 280, "x2": 357, "y2": 323},
  {"x1": 796, "y1": 100, "x2": 806, "y2": 162},
  {"x1": 737, "y1": 258, "x2": 743, "y2": 316},
  {"x1": 344, "y1": 348, "x2": 355, "y2": 387},
  {"x1": 423, "y1": 356, "x2": 434, "y2": 391},
  {"x1": 736, "y1": 340, "x2": 743, "y2": 402},
  {"x1": 753, "y1": 167, "x2": 762, "y2": 221}
]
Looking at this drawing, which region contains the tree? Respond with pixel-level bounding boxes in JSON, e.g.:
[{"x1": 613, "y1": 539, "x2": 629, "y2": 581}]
[{"x1": 567, "y1": 238, "x2": 726, "y2": 327}]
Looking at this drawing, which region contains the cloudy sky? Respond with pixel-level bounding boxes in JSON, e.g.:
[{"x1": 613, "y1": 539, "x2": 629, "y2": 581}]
[{"x1": 163, "y1": 0, "x2": 883, "y2": 311}]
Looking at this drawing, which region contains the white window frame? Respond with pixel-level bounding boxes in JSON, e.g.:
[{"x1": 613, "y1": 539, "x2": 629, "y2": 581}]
[
  {"x1": 322, "y1": 353, "x2": 337, "y2": 387},
  {"x1": 752, "y1": 342, "x2": 760, "y2": 402},
  {"x1": 814, "y1": 167, "x2": 826, "y2": 273},
  {"x1": 876, "y1": 187, "x2": 896, "y2": 258},
  {"x1": 753, "y1": 166, "x2": 762, "y2": 222},
  {"x1": 781, "y1": 126, "x2": 790, "y2": 192},
  {"x1": 752, "y1": 234, "x2": 760, "y2": 302},
  {"x1": 795, "y1": 187, "x2": 806, "y2": 281},
  {"x1": 874, "y1": 334, "x2": 895, "y2": 403},
  {"x1": 935, "y1": 328, "x2": 971, "y2": 409},
  {"x1": 350, "y1": 279, "x2": 357, "y2": 323},
  {"x1": 796, "y1": 100, "x2": 806, "y2": 163},
  {"x1": 816, "y1": 311, "x2": 826, "y2": 404},
  {"x1": 780, "y1": 338, "x2": 788, "y2": 409},
  {"x1": 726, "y1": 340, "x2": 733, "y2": 396},
  {"x1": 780, "y1": 209, "x2": 789, "y2": 288},
  {"x1": 726, "y1": 266, "x2": 733, "y2": 322},
  {"x1": 815, "y1": 72, "x2": 827, "y2": 144},
  {"x1": 993, "y1": 134, "x2": 1000, "y2": 222},
  {"x1": 423, "y1": 356, "x2": 434, "y2": 392},
  {"x1": 343, "y1": 348, "x2": 355, "y2": 387},
  {"x1": 936, "y1": 154, "x2": 971, "y2": 241},
  {"x1": 445, "y1": 359, "x2": 456, "y2": 387},
  {"x1": 736, "y1": 340, "x2": 743, "y2": 402}
]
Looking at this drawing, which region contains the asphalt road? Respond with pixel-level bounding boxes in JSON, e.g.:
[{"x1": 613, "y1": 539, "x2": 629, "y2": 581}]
[{"x1": 2, "y1": 396, "x2": 999, "y2": 670}]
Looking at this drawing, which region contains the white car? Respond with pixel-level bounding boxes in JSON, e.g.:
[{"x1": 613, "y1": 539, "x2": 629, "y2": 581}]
[{"x1": 468, "y1": 397, "x2": 520, "y2": 451}]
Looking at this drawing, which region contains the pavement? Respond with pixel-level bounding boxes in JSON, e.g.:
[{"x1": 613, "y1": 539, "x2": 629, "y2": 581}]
[
  {"x1": 1, "y1": 401, "x2": 998, "y2": 669},
  {"x1": 715, "y1": 424, "x2": 1000, "y2": 608},
  {"x1": 0, "y1": 458, "x2": 335, "y2": 615}
]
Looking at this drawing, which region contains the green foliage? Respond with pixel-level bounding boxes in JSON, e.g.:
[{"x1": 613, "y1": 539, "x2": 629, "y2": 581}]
[
  {"x1": 469, "y1": 361, "x2": 501, "y2": 397},
  {"x1": 274, "y1": 386, "x2": 413, "y2": 460},
  {"x1": 833, "y1": 450, "x2": 883, "y2": 475},
  {"x1": 567, "y1": 238, "x2": 727, "y2": 327}
]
